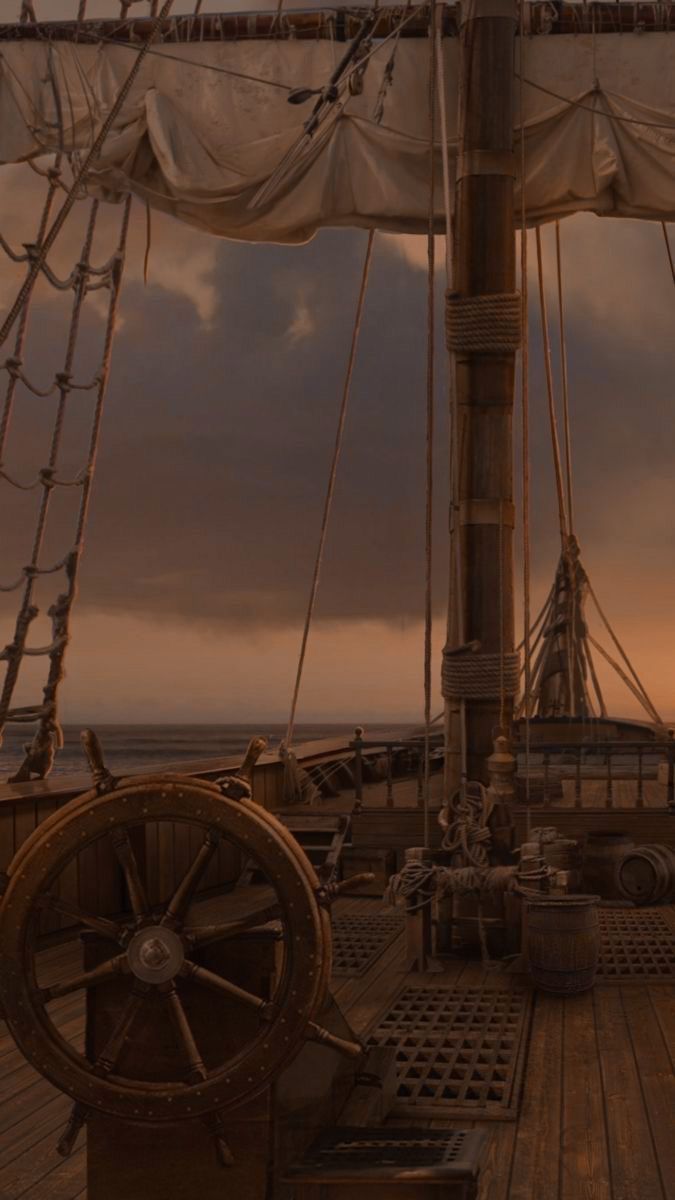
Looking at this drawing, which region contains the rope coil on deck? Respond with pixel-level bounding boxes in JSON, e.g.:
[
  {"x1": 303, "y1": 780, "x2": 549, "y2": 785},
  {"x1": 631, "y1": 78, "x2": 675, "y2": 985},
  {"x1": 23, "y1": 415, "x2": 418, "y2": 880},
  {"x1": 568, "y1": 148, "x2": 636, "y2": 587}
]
[
  {"x1": 445, "y1": 291, "x2": 522, "y2": 354},
  {"x1": 442, "y1": 647, "x2": 520, "y2": 700}
]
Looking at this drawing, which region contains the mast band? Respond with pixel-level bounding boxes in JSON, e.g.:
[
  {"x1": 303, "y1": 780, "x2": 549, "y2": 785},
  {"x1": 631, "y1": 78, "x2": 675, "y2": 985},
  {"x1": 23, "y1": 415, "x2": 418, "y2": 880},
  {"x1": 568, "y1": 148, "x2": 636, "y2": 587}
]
[
  {"x1": 457, "y1": 150, "x2": 516, "y2": 180},
  {"x1": 459, "y1": 499, "x2": 515, "y2": 528}
]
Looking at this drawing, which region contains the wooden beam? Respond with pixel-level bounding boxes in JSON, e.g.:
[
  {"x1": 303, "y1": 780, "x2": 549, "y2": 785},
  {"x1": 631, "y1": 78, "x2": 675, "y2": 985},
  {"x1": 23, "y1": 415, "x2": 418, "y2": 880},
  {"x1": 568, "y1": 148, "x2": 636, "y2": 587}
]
[{"x1": 448, "y1": 0, "x2": 518, "y2": 786}]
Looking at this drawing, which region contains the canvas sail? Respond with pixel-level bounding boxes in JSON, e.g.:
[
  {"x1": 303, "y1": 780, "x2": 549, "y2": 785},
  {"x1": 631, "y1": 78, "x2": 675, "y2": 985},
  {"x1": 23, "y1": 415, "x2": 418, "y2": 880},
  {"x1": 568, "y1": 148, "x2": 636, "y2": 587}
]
[{"x1": 0, "y1": 31, "x2": 673, "y2": 241}]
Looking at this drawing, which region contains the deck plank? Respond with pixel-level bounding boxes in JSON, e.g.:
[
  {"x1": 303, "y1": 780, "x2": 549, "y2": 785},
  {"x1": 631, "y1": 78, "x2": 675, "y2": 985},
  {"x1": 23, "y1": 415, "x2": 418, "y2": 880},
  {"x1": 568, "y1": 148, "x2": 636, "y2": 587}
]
[
  {"x1": 507, "y1": 991, "x2": 564, "y2": 1200},
  {"x1": 560, "y1": 991, "x2": 611, "y2": 1200},
  {"x1": 594, "y1": 986, "x2": 665, "y2": 1200},
  {"x1": 621, "y1": 987, "x2": 675, "y2": 1196}
]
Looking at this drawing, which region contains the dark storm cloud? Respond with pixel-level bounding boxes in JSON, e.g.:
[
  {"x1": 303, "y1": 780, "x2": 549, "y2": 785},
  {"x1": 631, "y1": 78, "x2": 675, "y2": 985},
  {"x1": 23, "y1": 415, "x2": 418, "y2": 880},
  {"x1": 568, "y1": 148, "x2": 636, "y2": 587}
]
[
  {"x1": 2, "y1": 222, "x2": 451, "y2": 628},
  {"x1": 2, "y1": 204, "x2": 674, "y2": 637}
]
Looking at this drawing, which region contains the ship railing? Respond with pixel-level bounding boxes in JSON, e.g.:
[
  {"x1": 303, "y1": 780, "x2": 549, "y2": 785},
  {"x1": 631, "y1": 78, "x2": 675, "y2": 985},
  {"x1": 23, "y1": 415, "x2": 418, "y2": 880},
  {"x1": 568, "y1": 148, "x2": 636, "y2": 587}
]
[
  {"x1": 515, "y1": 739, "x2": 675, "y2": 810},
  {"x1": 349, "y1": 731, "x2": 444, "y2": 810}
]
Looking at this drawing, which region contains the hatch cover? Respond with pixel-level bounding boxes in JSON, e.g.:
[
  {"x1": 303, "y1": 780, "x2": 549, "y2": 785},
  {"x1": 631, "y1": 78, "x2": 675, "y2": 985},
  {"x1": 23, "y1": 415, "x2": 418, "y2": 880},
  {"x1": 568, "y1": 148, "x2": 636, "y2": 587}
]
[
  {"x1": 367, "y1": 985, "x2": 533, "y2": 1120},
  {"x1": 596, "y1": 907, "x2": 675, "y2": 981},
  {"x1": 284, "y1": 1125, "x2": 487, "y2": 1182},
  {"x1": 331, "y1": 912, "x2": 404, "y2": 978}
]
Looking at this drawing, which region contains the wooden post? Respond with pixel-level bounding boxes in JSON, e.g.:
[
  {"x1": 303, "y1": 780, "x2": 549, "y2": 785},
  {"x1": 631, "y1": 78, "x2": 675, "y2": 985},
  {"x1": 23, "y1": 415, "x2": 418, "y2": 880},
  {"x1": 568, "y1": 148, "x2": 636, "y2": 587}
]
[{"x1": 445, "y1": 0, "x2": 518, "y2": 787}]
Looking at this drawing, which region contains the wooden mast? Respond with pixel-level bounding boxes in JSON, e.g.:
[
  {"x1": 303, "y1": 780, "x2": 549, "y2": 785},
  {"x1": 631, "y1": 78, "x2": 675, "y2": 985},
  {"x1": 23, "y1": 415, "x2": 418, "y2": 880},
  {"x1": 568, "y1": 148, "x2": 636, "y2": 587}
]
[{"x1": 444, "y1": 0, "x2": 519, "y2": 790}]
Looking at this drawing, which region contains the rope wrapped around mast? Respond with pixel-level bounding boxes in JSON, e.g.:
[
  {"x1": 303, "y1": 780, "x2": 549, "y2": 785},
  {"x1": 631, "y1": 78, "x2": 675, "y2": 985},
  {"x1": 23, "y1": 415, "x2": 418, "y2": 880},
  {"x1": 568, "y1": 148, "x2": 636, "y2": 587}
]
[
  {"x1": 445, "y1": 291, "x2": 522, "y2": 354},
  {"x1": 442, "y1": 645, "x2": 520, "y2": 700}
]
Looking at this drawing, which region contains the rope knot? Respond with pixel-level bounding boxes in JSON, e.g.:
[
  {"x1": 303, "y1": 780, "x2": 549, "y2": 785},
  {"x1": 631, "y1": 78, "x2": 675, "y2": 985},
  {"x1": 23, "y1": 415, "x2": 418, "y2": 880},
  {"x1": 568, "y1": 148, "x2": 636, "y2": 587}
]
[
  {"x1": 39, "y1": 467, "x2": 55, "y2": 488},
  {"x1": 4, "y1": 356, "x2": 22, "y2": 376},
  {"x1": 55, "y1": 371, "x2": 72, "y2": 389}
]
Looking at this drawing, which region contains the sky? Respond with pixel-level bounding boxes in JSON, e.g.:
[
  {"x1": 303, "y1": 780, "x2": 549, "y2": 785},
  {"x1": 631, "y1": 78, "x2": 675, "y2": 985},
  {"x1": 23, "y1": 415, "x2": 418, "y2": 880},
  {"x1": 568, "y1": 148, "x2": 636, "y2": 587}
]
[{"x1": 0, "y1": 1, "x2": 674, "y2": 733}]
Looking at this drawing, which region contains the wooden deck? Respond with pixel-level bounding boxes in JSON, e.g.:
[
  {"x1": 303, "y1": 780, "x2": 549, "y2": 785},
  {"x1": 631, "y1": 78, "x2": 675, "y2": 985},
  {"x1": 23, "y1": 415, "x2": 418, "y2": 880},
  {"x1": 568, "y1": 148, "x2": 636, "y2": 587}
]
[{"x1": 1, "y1": 896, "x2": 674, "y2": 1200}]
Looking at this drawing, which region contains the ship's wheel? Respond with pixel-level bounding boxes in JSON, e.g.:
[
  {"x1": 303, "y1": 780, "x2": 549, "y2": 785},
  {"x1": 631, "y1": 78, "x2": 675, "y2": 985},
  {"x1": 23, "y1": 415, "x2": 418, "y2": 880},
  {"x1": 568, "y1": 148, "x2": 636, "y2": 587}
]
[{"x1": 0, "y1": 737, "x2": 362, "y2": 1142}]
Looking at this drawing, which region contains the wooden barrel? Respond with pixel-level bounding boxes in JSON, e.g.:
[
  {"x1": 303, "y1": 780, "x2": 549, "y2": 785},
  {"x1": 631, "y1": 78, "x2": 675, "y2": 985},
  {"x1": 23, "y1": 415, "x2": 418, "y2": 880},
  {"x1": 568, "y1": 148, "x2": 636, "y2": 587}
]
[
  {"x1": 616, "y1": 844, "x2": 675, "y2": 905},
  {"x1": 526, "y1": 895, "x2": 600, "y2": 995},
  {"x1": 583, "y1": 831, "x2": 633, "y2": 899}
]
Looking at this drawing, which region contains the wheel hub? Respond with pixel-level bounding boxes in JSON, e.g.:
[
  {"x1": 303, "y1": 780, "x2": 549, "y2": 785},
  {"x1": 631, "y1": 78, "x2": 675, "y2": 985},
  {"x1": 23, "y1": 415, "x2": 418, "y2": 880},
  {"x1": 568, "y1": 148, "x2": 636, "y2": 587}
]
[{"x1": 127, "y1": 926, "x2": 184, "y2": 984}]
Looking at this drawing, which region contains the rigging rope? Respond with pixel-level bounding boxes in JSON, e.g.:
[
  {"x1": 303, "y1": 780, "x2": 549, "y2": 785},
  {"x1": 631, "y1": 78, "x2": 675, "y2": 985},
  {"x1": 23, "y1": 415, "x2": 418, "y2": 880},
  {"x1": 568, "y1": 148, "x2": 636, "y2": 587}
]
[
  {"x1": 0, "y1": 191, "x2": 131, "y2": 775},
  {"x1": 434, "y1": 0, "x2": 466, "y2": 801},
  {"x1": 284, "y1": 231, "x2": 375, "y2": 750},
  {"x1": 535, "y1": 225, "x2": 568, "y2": 545},
  {"x1": 519, "y1": 76, "x2": 675, "y2": 133},
  {"x1": 423, "y1": 0, "x2": 436, "y2": 849},
  {"x1": 555, "y1": 221, "x2": 575, "y2": 536},
  {"x1": 0, "y1": 0, "x2": 175, "y2": 353},
  {"x1": 662, "y1": 222, "x2": 675, "y2": 290},
  {"x1": 586, "y1": 584, "x2": 663, "y2": 724},
  {"x1": 519, "y1": 0, "x2": 532, "y2": 826}
]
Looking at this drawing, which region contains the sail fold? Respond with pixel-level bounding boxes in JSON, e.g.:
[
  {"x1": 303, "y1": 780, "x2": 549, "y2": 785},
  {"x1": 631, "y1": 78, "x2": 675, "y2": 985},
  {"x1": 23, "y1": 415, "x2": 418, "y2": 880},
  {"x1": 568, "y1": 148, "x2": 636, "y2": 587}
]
[{"x1": 0, "y1": 33, "x2": 674, "y2": 241}]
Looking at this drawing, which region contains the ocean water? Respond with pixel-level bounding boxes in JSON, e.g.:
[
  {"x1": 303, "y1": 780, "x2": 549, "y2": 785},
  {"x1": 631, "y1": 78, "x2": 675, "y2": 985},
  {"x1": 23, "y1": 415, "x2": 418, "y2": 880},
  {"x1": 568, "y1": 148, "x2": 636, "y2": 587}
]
[{"x1": 0, "y1": 722, "x2": 412, "y2": 779}]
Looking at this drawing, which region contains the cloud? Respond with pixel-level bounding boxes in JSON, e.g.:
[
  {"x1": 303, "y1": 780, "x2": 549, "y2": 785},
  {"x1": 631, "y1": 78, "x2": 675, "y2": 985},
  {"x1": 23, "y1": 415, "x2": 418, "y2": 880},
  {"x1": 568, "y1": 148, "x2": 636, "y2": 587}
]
[
  {"x1": 0, "y1": 153, "x2": 674, "y2": 723},
  {"x1": 286, "y1": 296, "x2": 316, "y2": 344}
]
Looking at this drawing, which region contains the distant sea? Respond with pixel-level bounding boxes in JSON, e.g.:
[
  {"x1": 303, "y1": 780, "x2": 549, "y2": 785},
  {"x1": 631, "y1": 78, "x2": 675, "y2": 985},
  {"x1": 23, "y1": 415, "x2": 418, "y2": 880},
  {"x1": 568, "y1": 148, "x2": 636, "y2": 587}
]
[{"x1": 0, "y1": 723, "x2": 413, "y2": 779}]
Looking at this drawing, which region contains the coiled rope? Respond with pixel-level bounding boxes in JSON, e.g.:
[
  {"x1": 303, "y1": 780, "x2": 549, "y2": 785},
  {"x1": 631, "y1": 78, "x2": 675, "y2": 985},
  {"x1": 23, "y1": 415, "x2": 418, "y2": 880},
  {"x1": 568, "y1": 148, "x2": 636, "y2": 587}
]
[
  {"x1": 445, "y1": 292, "x2": 522, "y2": 355},
  {"x1": 442, "y1": 648, "x2": 520, "y2": 701}
]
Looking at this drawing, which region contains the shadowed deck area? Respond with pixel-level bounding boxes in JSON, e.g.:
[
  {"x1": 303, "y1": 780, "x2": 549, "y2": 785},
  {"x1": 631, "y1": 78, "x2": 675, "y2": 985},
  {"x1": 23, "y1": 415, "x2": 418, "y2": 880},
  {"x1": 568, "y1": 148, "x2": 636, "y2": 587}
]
[{"x1": 1, "y1": 895, "x2": 674, "y2": 1200}]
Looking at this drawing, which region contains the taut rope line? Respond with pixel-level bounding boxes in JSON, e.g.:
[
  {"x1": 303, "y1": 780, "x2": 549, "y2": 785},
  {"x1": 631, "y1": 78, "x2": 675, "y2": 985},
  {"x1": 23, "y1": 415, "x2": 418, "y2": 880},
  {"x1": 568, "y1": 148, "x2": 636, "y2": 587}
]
[
  {"x1": 519, "y1": 0, "x2": 532, "y2": 826},
  {"x1": 555, "y1": 221, "x2": 575, "y2": 536},
  {"x1": 0, "y1": 0, "x2": 175, "y2": 353},
  {"x1": 423, "y1": 0, "x2": 437, "y2": 849},
  {"x1": 535, "y1": 225, "x2": 568, "y2": 545},
  {"x1": 284, "y1": 231, "x2": 375, "y2": 749},
  {"x1": 662, "y1": 222, "x2": 675, "y2": 290}
]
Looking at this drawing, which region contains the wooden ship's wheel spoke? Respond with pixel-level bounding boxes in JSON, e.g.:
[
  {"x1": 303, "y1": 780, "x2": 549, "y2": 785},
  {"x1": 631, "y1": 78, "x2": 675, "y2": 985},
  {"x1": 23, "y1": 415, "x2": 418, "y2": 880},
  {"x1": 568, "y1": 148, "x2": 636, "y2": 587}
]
[
  {"x1": 159, "y1": 983, "x2": 208, "y2": 1083},
  {"x1": 39, "y1": 954, "x2": 130, "y2": 1002},
  {"x1": 184, "y1": 906, "x2": 281, "y2": 947},
  {"x1": 161, "y1": 830, "x2": 221, "y2": 929},
  {"x1": 110, "y1": 828, "x2": 150, "y2": 920},
  {"x1": 93, "y1": 984, "x2": 149, "y2": 1077},
  {"x1": 180, "y1": 960, "x2": 273, "y2": 1018},
  {"x1": 36, "y1": 893, "x2": 128, "y2": 944}
]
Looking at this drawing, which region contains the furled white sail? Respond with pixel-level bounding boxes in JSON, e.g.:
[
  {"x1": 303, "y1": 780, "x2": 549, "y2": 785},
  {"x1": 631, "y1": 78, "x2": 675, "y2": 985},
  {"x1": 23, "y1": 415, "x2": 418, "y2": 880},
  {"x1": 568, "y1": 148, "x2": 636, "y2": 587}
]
[{"x1": 0, "y1": 32, "x2": 674, "y2": 242}]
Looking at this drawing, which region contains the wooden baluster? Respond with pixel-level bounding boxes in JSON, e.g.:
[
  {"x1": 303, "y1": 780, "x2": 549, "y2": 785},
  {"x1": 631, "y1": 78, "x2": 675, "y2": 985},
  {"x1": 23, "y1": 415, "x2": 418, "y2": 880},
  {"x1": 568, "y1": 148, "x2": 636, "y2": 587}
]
[
  {"x1": 575, "y1": 749, "x2": 582, "y2": 809},
  {"x1": 637, "y1": 746, "x2": 644, "y2": 809},
  {"x1": 668, "y1": 745, "x2": 675, "y2": 811},
  {"x1": 386, "y1": 747, "x2": 394, "y2": 808},
  {"x1": 606, "y1": 749, "x2": 613, "y2": 809},
  {"x1": 352, "y1": 728, "x2": 364, "y2": 810},
  {"x1": 417, "y1": 751, "x2": 424, "y2": 808},
  {"x1": 543, "y1": 751, "x2": 550, "y2": 808}
]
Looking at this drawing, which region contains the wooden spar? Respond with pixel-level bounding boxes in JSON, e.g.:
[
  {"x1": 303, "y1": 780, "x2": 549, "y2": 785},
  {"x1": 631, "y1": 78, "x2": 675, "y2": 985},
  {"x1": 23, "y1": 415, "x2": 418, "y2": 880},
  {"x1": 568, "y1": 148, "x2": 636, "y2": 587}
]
[
  {"x1": 444, "y1": 0, "x2": 518, "y2": 790},
  {"x1": 1, "y1": 4, "x2": 673, "y2": 42}
]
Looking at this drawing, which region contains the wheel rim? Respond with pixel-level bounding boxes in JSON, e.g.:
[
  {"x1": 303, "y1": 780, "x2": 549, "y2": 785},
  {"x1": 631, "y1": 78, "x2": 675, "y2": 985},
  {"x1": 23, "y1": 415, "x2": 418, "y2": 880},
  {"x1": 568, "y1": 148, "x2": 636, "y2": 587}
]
[{"x1": 0, "y1": 777, "x2": 331, "y2": 1121}]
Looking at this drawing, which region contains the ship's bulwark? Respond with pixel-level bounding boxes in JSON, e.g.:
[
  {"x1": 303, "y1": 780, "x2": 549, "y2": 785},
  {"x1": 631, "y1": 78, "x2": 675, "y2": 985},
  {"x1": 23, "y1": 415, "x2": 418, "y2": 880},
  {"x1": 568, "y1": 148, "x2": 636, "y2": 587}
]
[{"x1": 0, "y1": 33, "x2": 674, "y2": 241}]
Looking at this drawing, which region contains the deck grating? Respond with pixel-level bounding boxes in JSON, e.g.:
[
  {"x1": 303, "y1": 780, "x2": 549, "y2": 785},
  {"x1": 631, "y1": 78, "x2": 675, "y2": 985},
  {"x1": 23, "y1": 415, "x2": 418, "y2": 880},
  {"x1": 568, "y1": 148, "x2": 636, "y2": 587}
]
[
  {"x1": 330, "y1": 912, "x2": 405, "y2": 978},
  {"x1": 284, "y1": 1126, "x2": 483, "y2": 1180},
  {"x1": 596, "y1": 907, "x2": 675, "y2": 981},
  {"x1": 367, "y1": 985, "x2": 533, "y2": 1120}
]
